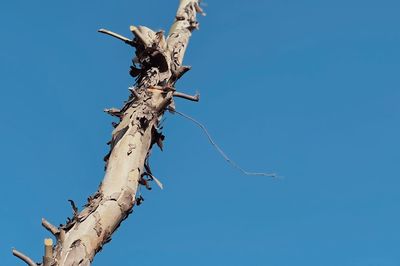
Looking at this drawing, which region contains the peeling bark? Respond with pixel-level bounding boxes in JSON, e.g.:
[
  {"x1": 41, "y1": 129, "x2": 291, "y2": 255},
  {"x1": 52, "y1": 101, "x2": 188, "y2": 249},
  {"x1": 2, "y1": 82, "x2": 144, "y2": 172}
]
[{"x1": 13, "y1": 1, "x2": 204, "y2": 266}]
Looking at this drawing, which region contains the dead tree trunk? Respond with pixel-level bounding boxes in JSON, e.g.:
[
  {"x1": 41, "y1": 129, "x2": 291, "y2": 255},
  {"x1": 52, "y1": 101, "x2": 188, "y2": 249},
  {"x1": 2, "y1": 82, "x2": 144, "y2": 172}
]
[{"x1": 13, "y1": 1, "x2": 205, "y2": 265}]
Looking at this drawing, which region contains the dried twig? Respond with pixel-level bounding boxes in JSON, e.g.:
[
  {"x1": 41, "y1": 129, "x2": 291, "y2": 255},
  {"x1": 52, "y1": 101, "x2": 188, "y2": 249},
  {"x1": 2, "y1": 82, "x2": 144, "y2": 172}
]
[
  {"x1": 173, "y1": 91, "x2": 200, "y2": 102},
  {"x1": 68, "y1": 199, "x2": 78, "y2": 216},
  {"x1": 98, "y1": 29, "x2": 134, "y2": 46},
  {"x1": 104, "y1": 108, "x2": 123, "y2": 118},
  {"x1": 168, "y1": 107, "x2": 276, "y2": 177},
  {"x1": 41, "y1": 218, "x2": 60, "y2": 236},
  {"x1": 12, "y1": 249, "x2": 37, "y2": 266},
  {"x1": 172, "y1": 65, "x2": 191, "y2": 82}
]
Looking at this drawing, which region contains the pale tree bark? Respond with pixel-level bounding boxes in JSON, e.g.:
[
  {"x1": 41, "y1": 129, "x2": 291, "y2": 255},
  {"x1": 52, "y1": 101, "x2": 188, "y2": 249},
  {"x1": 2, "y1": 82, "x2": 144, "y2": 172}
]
[{"x1": 13, "y1": 1, "x2": 204, "y2": 265}]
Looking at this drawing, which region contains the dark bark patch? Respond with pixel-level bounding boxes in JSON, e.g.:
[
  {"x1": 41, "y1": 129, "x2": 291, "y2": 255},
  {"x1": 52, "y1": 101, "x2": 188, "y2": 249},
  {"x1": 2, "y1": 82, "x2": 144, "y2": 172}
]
[
  {"x1": 139, "y1": 116, "x2": 149, "y2": 129},
  {"x1": 151, "y1": 126, "x2": 165, "y2": 151},
  {"x1": 94, "y1": 213, "x2": 102, "y2": 237}
]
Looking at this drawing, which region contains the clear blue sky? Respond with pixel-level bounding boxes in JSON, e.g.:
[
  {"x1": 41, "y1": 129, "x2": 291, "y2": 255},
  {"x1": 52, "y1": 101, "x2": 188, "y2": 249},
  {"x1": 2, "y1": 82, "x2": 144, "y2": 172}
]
[{"x1": 1, "y1": 0, "x2": 399, "y2": 265}]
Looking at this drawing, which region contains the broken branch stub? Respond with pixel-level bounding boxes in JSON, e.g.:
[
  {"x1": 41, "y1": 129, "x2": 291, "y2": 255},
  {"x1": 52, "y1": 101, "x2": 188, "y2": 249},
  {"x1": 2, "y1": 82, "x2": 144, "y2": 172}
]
[{"x1": 16, "y1": 1, "x2": 205, "y2": 266}]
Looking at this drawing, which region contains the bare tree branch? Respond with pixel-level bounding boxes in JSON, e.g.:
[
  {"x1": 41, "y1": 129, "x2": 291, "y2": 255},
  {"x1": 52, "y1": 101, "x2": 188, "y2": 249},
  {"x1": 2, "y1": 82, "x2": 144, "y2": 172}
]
[
  {"x1": 98, "y1": 29, "x2": 134, "y2": 46},
  {"x1": 14, "y1": 0, "x2": 279, "y2": 263},
  {"x1": 41, "y1": 218, "x2": 60, "y2": 236},
  {"x1": 14, "y1": 1, "x2": 209, "y2": 265},
  {"x1": 12, "y1": 249, "x2": 37, "y2": 266},
  {"x1": 173, "y1": 91, "x2": 200, "y2": 102},
  {"x1": 38, "y1": 1, "x2": 204, "y2": 265},
  {"x1": 67, "y1": 199, "x2": 78, "y2": 217},
  {"x1": 171, "y1": 65, "x2": 191, "y2": 83}
]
